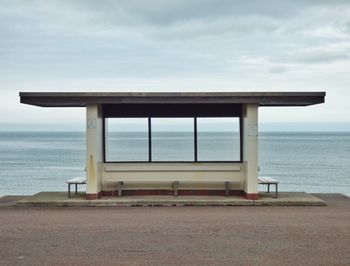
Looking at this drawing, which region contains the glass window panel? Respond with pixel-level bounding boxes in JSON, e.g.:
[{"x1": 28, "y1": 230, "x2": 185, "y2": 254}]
[
  {"x1": 197, "y1": 117, "x2": 240, "y2": 161},
  {"x1": 151, "y1": 118, "x2": 194, "y2": 161},
  {"x1": 106, "y1": 118, "x2": 148, "y2": 161}
]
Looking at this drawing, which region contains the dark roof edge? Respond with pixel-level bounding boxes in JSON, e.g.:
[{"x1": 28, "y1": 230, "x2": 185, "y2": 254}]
[
  {"x1": 19, "y1": 91, "x2": 326, "y2": 97},
  {"x1": 19, "y1": 91, "x2": 326, "y2": 107}
]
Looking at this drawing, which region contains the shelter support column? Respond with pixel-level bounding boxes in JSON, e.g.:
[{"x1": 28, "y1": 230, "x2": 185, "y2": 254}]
[
  {"x1": 242, "y1": 103, "x2": 259, "y2": 200},
  {"x1": 86, "y1": 104, "x2": 103, "y2": 199}
]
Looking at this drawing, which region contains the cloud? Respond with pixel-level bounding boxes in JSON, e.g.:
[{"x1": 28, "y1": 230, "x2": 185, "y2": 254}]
[
  {"x1": 271, "y1": 43, "x2": 350, "y2": 67},
  {"x1": 64, "y1": 0, "x2": 350, "y2": 27},
  {"x1": 3, "y1": 0, "x2": 349, "y2": 39},
  {"x1": 269, "y1": 65, "x2": 288, "y2": 74},
  {"x1": 1, "y1": 1, "x2": 350, "y2": 94},
  {"x1": 65, "y1": 0, "x2": 301, "y2": 27},
  {"x1": 291, "y1": 49, "x2": 349, "y2": 64},
  {"x1": 149, "y1": 15, "x2": 280, "y2": 41}
]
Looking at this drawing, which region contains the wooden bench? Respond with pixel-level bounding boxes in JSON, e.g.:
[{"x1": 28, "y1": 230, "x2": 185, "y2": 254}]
[
  {"x1": 258, "y1": 176, "x2": 279, "y2": 198},
  {"x1": 66, "y1": 177, "x2": 86, "y2": 198},
  {"x1": 104, "y1": 180, "x2": 240, "y2": 197}
]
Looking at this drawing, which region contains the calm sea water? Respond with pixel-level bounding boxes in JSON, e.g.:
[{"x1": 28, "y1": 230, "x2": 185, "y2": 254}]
[{"x1": 0, "y1": 132, "x2": 349, "y2": 196}]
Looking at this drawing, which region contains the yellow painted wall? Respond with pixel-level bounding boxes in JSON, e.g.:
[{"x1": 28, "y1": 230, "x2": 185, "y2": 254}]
[
  {"x1": 242, "y1": 103, "x2": 259, "y2": 194},
  {"x1": 86, "y1": 104, "x2": 104, "y2": 194},
  {"x1": 102, "y1": 162, "x2": 243, "y2": 190}
]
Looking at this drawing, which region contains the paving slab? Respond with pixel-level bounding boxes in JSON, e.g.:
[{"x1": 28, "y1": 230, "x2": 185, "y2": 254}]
[
  {"x1": 16, "y1": 191, "x2": 326, "y2": 207},
  {"x1": 17, "y1": 192, "x2": 254, "y2": 207},
  {"x1": 254, "y1": 192, "x2": 327, "y2": 206},
  {"x1": 0, "y1": 195, "x2": 30, "y2": 207}
]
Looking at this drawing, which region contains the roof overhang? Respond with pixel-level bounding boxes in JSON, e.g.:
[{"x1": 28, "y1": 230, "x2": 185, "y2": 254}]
[{"x1": 19, "y1": 92, "x2": 325, "y2": 107}]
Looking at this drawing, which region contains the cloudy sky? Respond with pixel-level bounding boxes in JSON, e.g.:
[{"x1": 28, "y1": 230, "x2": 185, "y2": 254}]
[{"x1": 1, "y1": 0, "x2": 350, "y2": 130}]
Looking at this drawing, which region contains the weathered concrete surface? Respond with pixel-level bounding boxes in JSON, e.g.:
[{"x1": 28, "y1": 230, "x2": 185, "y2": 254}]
[
  {"x1": 255, "y1": 192, "x2": 326, "y2": 206},
  {"x1": 0, "y1": 195, "x2": 30, "y2": 207},
  {"x1": 15, "y1": 191, "x2": 326, "y2": 207},
  {"x1": 0, "y1": 193, "x2": 349, "y2": 266}
]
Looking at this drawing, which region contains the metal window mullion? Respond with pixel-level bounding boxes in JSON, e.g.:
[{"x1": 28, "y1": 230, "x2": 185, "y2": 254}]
[
  {"x1": 102, "y1": 117, "x2": 106, "y2": 162},
  {"x1": 148, "y1": 117, "x2": 152, "y2": 162},
  {"x1": 194, "y1": 117, "x2": 198, "y2": 162},
  {"x1": 239, "y1": 115, "x2": 243, "y2": 162}
]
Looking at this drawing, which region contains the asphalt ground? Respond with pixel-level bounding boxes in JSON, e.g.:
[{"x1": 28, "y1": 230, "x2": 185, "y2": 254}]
[{"x1": 0, "y1": 193, "x2": 349, "y2": 266}]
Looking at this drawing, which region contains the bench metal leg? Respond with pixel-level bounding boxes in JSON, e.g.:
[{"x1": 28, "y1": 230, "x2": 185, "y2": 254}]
[
  {"x1": 274, "y1": 183, "x2": 278, "y2": 198},
  {"x1": 117, "y1": 181, "x2": 123, "y2": 197},
  {"x1": 225, "y1": 181, "x2": 230, "y2": 197},
  {"x1": 173, "y1": 181, "x2": 179, "y2": 197},
  {"x1": 68, "y1": 184, "x2": 71, "y2": 198}
]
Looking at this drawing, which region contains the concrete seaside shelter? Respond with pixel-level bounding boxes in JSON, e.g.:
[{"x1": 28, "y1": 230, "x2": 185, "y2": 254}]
[{"x1": 19, "y1": 92, "x2": 325, "y2": 200}]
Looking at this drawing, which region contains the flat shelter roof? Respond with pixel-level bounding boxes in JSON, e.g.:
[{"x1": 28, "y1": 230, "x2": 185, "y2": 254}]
[{"x1": 19, "y1": 92, "x2": 325, "y2": 107}]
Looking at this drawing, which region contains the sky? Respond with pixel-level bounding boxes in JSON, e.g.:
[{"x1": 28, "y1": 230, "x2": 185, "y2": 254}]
[{"x1": 1, "y1": 0, "x2": 350, "y2": 131}]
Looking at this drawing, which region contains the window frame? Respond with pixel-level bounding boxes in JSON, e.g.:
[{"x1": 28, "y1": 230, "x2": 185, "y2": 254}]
[
  {"x1": 150, "y1": 117, "x2": 195, "y2": 163},
  {"x1": 104, "y1": 117, "x2": 150, "y2": 163},
  {"x1": 196, "y1": 117, "x2": 242, "y2": 162},
  {"x1": 103, "y1": 116, "x2": 243, "y2": 163}
]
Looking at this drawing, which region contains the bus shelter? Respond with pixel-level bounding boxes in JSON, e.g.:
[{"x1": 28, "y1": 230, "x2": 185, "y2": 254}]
[{"x1": 20, "y1": 92, "x2": 325, "y2": 200}]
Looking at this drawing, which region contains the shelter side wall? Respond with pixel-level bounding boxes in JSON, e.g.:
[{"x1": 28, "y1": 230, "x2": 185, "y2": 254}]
[
  {"x1": 86, "y1": 104, "x2": 104, "y2": 198},
  {"x1": 102, "y1": 163, "x2": 243, "y2": 190},
  {"x1": 242, "y1": 103, "x2": 259, "y2": 197}
]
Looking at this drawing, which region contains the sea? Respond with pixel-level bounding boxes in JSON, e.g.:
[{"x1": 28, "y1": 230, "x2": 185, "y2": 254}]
[{"x1": 0, "y1": 131, "x2": 349, "y2": 196}]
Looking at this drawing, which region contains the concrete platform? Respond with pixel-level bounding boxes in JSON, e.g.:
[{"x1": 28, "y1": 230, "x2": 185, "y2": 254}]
[{"x1": 15, "y1": 191, "x2": 326, "y2": 207}]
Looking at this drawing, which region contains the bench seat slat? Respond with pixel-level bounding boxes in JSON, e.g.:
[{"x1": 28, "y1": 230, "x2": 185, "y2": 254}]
[
  {"x1": 258, "y1": 176, "x2": 278, "y2": 184},
  {"x1": 66, "y1": 177, "x2": 86, "y2": 184}
]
